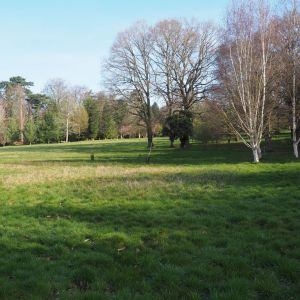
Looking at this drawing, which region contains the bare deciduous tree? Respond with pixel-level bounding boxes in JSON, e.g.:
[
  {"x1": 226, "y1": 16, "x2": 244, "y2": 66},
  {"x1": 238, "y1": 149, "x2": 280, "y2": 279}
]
[
  {"x1": 3, "y1": 84, "x2": 27, "y2": 144},
  {"x1": 216, "y1": 0, "x2": 275, "y2": 162},
  {"x1": 105, "y1": 22, "x2": 155, "y2": 148},
  {"x1": 170, "y1": 21, "x2": 217, "y2": 112},
  {"x1": 43, "y1": 79, "x2": 68, "y2": 105},
  {"x1": 44, "y1": 79, "x2": 81, "y2": 142},
  {"x1": 0, "y1": 100, "x2": 7, "y2": 145},
  {"x1": 15, "y1": 85, "x2": 26, "y2": 144},
  {"x1": 69, "y1": 86, "x2": 90, "y2": 140},
  {"x1": 151, "y1": 19, "x2": 217, "y2": 147},
  {"x1": 277, "y1": 0, "x2": 300, "y2": 158},
  {"x1": 152, "y1": 20, "x2": 180, "y2": 115}
]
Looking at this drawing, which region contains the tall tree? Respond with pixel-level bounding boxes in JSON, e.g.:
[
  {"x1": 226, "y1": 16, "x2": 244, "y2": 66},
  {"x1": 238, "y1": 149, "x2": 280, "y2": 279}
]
[
  {"x1": 216, "y1": 0, "x2": 275, "y2": 162},
  {"x1": 43, "y1": 79, "x2": 68, "y2": 105},
  {"x1": 69, "y1": 86, "x2": 89, "y2": 140},
  {"x1": 71, "y1": 106, "x2": 88, "y2": 140},
  {"x1": 41, "y1": 107, "x2": 61, "y2": 144},
  {"x1": 24, "y1": 118, "x2": 36, "y2": 145},
  {"x1": 113, "y1": 99, "x2": 130, "y2": 138},
  {"x1": 100, "y1": 102, "x2": 118, "y2": 139},
  {"x1": 26, "y1": 93, "x2": 49, "y2": 118},
  {"x1": 152, "y1": 19, "x2": 217, "y2": 147},
  {"x1": 152, "y1": 20, "x2": 180, "y2": 116},
  {"x1": 84, "y1": 97, "x2": 99, "y2": 139},
  {"x1": 44, "y1": 79, "x2": 80, "y2": 142},
  {"x1": 0, "y1": 76, "x2": 33, "y2": 144},
  {"x1": 105, "y1": 22, "x2": 155, "y2": 148},
  {"x1": 0, "y1": 101, "x2": 7, "y2": 145},
  {"x1": 277, "y1": 0, "x2": 300, "y2": 157}
]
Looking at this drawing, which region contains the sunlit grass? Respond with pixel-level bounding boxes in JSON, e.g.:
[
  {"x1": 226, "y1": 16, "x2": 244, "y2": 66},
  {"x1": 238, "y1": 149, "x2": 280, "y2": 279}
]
[{"x1": 0, "y1": 137, "x2": 299, "y2": 299}]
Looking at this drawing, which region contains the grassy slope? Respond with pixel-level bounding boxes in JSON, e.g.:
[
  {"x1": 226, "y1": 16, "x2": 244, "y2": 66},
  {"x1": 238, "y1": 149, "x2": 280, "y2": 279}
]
[{"x1": 0, "y1": 137, "x2": 299, "y2": 300}]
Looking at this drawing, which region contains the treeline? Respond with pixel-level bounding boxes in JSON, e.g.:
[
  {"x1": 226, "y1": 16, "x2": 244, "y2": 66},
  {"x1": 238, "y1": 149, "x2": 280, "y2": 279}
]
[
  {"x1": 0, "y1": 77, "x2": 163, "y2": 145},
  {"x1": 0, "y1": 75, "x2": 241, "y2": 148},
  {"x1": 1, "y1": 0, "x2": 300, "y2": 163},
  {"x1": 105, "y1": 0, "x2": 300, "y2": 162}
]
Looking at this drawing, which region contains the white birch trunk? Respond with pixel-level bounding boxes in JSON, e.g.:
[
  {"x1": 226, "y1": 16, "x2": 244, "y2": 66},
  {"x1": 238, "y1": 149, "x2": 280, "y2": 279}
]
[
  {"x1": 252, "y1": 147, "x2": 260, "y2": 163},
  {"x1": 292, "y1": 56, "x2": 299, "y2": 158},
  {"x1": 292, "y1": 33, "x2": 298, "y2": 158},
  {"x1": 66, "y1": 116, "x2": 69, "y2": 143},
  {"x1": 257, "y1": 144, "x2": 262, "y2": 159},
  {"x1": 219, "y1": 0, "x2": 273, "y2": 163},
  {"x1": 293, "y1": 141, "x2": 299, "y2": 158},
  {"x1": 291, "y1": 0, "x2": 299, "y2": 158}
]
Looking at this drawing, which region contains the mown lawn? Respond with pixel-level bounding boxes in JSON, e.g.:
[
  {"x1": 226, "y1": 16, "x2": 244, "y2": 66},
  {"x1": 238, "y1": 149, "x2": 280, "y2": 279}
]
[{"x1": 0, "y1": 137, "x2": 299, "y2": 299}]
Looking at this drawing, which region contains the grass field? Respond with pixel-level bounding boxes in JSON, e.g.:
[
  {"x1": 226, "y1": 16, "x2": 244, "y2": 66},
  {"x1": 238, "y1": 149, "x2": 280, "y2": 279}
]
[{"x1": 0, "y1": 137, "x2": 299, "y2": 299}]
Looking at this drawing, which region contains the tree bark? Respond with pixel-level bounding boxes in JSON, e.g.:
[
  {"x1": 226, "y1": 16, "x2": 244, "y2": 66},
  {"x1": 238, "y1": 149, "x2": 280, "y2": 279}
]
[
  {"x1": 147, "y1": 124, "x2": 153, "y2": 148},
  {"x1": 170, "y1": 138, "x2": 174, "y2": 148},
  {"x1": 289, "y1": 0, "x2": 299, "y2": 158},
  {"x1": 252, "y1": 148, "x2": 260, "y2": 163},
  {"x1": 292, "y1": 65, "x2": 299, "y2": 158},
  {"x1": 20, "y1": 132, "x2": 24, "y2": 144},
  {"x1": 265, "y1": 131, "x2": 273, "y2": 152},
  {"x1": 293, "y1": 141, "x2": 299, "y2": 158},
  {"x1": 66, "y1": 116, "x2": 69, "y2": 142},
  {"x1": 180, "y1": 134, "x2": 189, "y2": 148},
  {"x1": 257, "y1": 144, "x2": 262, "y2": 159},
  {"x1": 18, "y1": 85, "x2": 25, "y2": 144}
]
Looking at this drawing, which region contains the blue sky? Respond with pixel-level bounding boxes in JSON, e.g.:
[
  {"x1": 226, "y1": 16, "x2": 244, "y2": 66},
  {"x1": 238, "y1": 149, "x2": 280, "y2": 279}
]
[{"x1": 0, "y1": 0, "x2": 229, "y2": 93}]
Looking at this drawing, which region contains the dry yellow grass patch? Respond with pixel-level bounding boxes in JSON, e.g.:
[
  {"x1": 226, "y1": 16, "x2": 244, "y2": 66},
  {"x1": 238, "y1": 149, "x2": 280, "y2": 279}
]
[{"x1": 0, "y1": 163, "x2": 181, "y2": 187}]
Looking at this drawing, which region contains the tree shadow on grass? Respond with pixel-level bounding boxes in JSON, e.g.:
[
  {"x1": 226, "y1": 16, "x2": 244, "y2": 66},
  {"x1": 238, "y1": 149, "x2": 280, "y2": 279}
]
[
  {"x1": 0, "y1": 140, "x2": 148, "y2": 153},
  {"x1": 1, "y1": 139, "x2": 299, "y2": 166},
  {"x1": 0, "y1": 167, "x2": 299, "y2": 299}
]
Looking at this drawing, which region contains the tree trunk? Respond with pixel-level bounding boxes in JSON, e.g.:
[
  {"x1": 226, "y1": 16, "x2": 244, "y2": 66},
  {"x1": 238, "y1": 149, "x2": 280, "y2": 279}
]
[
  {"x1": 252, "y1": 148, "x2": 260, "y2": 163},
  {"x1": 257, "y1": 144, "x2": 262, "y2": 159},
  {"x1": 147, "y1": 127, "x2": 153, "y2": 148},
  {"x1": 170, "y1": 139, "x2": 174, "y2": 147},
  {"x1": 180, "y1": 134, "x2": 189, "y2": 148},
  {"x1": 293, "y1": 142, "x2": 299, "y2": 158},
  {"x1": 185, "y1": 135, "x2": 190, "y2": 146},
  {"x1": 169, "y1": 133, "x2": 175, "y2": 148},
  {"x1": 147, "y1": 135, "x2": 153, "y2": 148},
  {"x1": 292, "y1": 26, "x2": 298, "y2": 158},
  {"x1": 19, "y1": 87, "x2": 25, "y2": 144},
  {"x1": 66, "y1": 117, "x2": 69, "y2": 142},
  {"x1": 265, "y1": 132, "x2": 273, "y2": 152},
  {"x1": 20, "y1": 131, "x2": 24, "y2": 144},
  {"x1": 180, "y1": 138, "x2": 185, "y2": 148}
]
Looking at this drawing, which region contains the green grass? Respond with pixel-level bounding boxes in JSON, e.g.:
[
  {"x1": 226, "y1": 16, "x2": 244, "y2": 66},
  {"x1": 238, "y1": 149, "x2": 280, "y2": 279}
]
[{"x1": 0, "y1": 137, "x2": 299, "y2": 299}]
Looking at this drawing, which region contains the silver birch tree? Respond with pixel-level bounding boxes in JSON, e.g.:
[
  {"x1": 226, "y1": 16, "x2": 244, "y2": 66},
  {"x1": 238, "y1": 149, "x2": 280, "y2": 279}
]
[
  {"x1": 217, "y1": 0, "x2": 274, "y2": 162},
  {"x1": 278, "y1": 0, "x2": 300, "y2": 158}
]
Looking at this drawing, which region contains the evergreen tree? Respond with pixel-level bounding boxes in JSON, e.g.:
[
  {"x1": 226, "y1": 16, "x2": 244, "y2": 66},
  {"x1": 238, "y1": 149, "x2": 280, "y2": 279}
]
[
  {"x1": 84, "y1": 97, "x2": 99, "y2": 139},
  {"x1": 24, "y1": 119, "x2": 37, "y2": 145},
  {"x1": 104, "y1": 115, "x2": 118, "y2": 139},
  {"x1": 151, "y1": 102, "x2": 160, "y2": 120},
  {"x1": 6, "y1": 118, "x2": 19, "y2": 144},
  {"x1": 100, "y1": 103, "x2": 118, "y2": 139},
  {"x1": 165, "y1": 111, "x2": 193, "y2": 148},
  {"x1": 113, "y1": 100, "x2": 129, "y2": 136},
  {"x1": 41, "y1": 109, "x2": 61, "y2": 143}
]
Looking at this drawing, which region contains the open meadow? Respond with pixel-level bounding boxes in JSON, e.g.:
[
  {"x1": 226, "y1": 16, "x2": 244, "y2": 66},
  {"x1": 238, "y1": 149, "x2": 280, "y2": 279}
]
[{"x1": 0, "y1": 137, "x2": 299, "y2": 299}]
